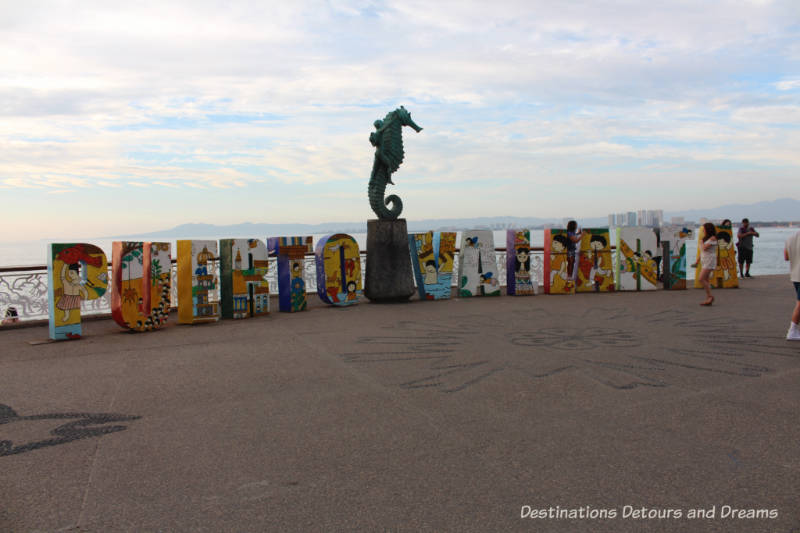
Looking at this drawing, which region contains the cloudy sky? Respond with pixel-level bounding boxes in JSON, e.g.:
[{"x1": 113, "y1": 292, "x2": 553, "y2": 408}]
[{"x1": 1, "y1": 0, "x2": 798, "y2": 240}]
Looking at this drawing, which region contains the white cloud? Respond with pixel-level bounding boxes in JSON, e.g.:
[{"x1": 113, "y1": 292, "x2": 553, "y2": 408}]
[
  {"x1": 776, "y1": 79, "x2": 800, "y2": 91},
  {"x1": 731, "y1": 105, "x2": 800, "y2": 124}
]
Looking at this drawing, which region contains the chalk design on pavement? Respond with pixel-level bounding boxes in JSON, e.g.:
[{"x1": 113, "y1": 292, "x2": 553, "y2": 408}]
[
  {"x1": 341, "y1": 317, "x2": 504, "y2": 393},
  {"x1": 339, "y1": 306, "x2": 785, "y2": 393},
  {"x1": 511, "y1": 327, "x2": 640, "y2": 350},
  {"x1": 0, "y1": 403, "x2": 140, "y2": 457}
]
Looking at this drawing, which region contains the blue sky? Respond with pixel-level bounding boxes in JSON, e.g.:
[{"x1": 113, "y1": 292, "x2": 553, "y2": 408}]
[{"x1": 1, "y1": 0, "x2": 799, "y2": 240}]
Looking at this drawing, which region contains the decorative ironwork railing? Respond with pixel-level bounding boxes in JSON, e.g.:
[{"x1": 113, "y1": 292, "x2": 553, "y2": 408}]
[{"x1": 0, "y1": 249, "x2": 546, "y2": 324}]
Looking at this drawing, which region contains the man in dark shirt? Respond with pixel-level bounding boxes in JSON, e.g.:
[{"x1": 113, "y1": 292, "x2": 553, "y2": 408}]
[{"x1": 737, "y1": 218, "x2": 759, "y2": 278}]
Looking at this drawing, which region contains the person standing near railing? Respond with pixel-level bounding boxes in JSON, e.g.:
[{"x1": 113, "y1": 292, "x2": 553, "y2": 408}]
[
  {"x1": 737, "y1": 218, "x2": 759, "y2": 278},
  {"x1": 565, "y1": 220, "x2": 583, "y2": 288}
]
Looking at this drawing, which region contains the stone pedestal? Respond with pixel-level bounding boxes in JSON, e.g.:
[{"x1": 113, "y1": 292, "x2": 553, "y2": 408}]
[{"x1": 365, "y1": 219, "x2": 415, "y2": 302}]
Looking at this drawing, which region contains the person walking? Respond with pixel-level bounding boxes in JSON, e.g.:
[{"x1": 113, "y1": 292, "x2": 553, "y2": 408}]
[
  {"x1": 784, "y1": 229, "x2": 800, "y2": 340},
  {"x1": 737, "y1": 218, "x2": 759, "y2": 278},
  {"x1": 698, "y1": 222, "x2": 717, "y2": 306}
]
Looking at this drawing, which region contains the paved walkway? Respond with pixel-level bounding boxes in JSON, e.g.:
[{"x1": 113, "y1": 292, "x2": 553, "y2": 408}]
[{"x1": 1, "y1": 275, "x2": 798, "y2": 532}]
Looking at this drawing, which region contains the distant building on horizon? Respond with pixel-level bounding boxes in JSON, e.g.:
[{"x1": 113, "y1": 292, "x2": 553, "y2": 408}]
[
  {"x1": 637, "y1": 209, "x2": 663, "y2": 227},
  {"x1": 608, "y1": 209, "x2": 663, "y2": 227}
]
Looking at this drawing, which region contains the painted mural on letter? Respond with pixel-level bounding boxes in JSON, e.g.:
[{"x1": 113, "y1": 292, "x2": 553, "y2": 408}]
[
  {"x1": 615, "y1": 227, "x2": 658, "y2": 291},
  {"x1": 506, "y1": 229, "x2": 535, "y2": 296},
  {"x1": 543, "y1": 229, "x2": 575, "y2": 295},
  {"x1": 220, "y1": 239, "x2": 270, "y2": 319},
  {"x1": 177, "y1": 240, "x2": 220, "y2": 324},
  {"x1": 111, "y1": 241, "x2": 171, "y2": 331},
  {"x1": 662, "y1": 226, "x2": 692, "y2": 290},
  {"x1": 576, "y1": 228, "x2": 615, "y2": 293},
  {"x1": 409, "y1": 231, "x2": 456, "y2": 300},
  {"x1": 268, "y1": 236, "x2": 313, "y2": 312},
  {"x1": 715, "y1": 225, "x2": 738, "y2": 288},
  {"x1": 315, "y1": 234, "x2": 362, "y2": 306},
  {"x1": 47, "y1": 243, "x2": 109, "y2": 340},
  {"x1": 458, "y1": 230, "x2": 500, "y2": 297}
]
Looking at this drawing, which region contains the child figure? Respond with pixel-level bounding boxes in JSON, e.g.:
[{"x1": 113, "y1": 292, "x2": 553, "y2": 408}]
[
  {"x1": 550, "y1": 235, "x2": 572, "y2": 292},
  {"x1": 57, "y1": 263, "x2": 88, "y2": 322},
  {"x1": 346, "y1": 281, "x2": 358, "y2": 301}
]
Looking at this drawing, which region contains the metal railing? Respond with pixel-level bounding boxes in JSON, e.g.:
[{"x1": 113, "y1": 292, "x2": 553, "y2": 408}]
[{"x1": 0, "y1": 248, "x2": 547, "y2": 324}]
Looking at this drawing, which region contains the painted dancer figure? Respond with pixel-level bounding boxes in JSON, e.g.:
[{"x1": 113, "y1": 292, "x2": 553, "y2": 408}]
[
  {"x1": 514, "y1": 247, "x2": 532, "y2": 291},
  {"x1": 588, "y1": 234, "x2": 611, "y2": 291},
  {"x1": 549, "y1": 235, "x2": 571, "y2": 292}
]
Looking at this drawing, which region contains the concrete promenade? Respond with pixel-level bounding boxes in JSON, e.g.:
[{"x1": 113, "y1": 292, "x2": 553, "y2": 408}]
[{"x1": 1, "y1": 275, "x2": 798, "y2": 532}]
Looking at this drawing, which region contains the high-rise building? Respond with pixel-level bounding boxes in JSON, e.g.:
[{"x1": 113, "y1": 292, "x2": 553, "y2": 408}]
[
  {"x1": 645, "y1": 209, "x2": 661, "y2": 227},
  {"x1": 610, "y1": 209, "x2": 665, "y2": 228}
]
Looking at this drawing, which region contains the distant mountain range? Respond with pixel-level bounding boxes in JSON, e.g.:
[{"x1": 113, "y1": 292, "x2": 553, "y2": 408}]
[
  {"x1": 663, "y1": 198, "x2": 800, "y2": 224},
  {"x1": 105, "y1": 197, "x2": 799, "y2": 239}
]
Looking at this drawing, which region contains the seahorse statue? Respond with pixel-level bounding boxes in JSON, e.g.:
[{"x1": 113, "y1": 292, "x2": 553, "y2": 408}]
[{"x1": 368, "y1": 106, "x2": 423, "y2": 220}]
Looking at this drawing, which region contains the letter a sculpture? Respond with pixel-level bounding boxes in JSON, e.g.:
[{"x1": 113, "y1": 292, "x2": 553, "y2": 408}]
[{"x1": 368, "y1": 106, "x2": 423, "y2": 220}]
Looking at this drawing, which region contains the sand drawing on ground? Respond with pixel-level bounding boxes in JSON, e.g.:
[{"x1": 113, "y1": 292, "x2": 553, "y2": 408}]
[{"x1": 338, "y1": 307, "x2": 784, "y2": 392}]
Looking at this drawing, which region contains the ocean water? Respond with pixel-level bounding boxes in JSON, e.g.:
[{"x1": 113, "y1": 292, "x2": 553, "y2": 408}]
[{"x1": 0, "y1": 227, "x2": 795, "y2": 279}]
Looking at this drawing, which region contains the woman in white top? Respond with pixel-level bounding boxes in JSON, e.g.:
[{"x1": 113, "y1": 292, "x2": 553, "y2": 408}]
[{"x1": 698, "y1": 222, "x2": 718, "y2": 306}]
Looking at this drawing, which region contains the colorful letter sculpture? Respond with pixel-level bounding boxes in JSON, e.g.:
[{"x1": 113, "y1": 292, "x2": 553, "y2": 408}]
[
  {"x1": 458, "y1": 230, "x2": 500, "y2": 297},
  {"x1": 47, "y1": 243, "x2": 109, "y2": 340},
  {"x1": 220, "y1": 239, "x2": 270, "y2": 319},
  {"x1": 268, "y1": 236, "x2": 313, "y2": 312},
  {"x1": 576, "y1": 228, "x2": 615, "y2": 292},
  {"x1": 409, "y1": 231, "x2": 456, "y2": 300},
  {"x1": 544, "y1": 228, "x2": 576, "y2": 294},
  {"x1": 662, "y1": 227, "x2": 692, "y2": 290},
  {"x1": 111, "y1": 242, "x2": 172, "y2": 331},
  {"x1": 616, "y1": 227, "x2": 658, "y2": 291},
  {"x1": 315, "y1": 234, "x2": 362, "y2": 306},
  {"x1": 694, "y1": 225, "x2": 738, "y2": 289},
  {"x1": 177, "y1": 240, "x2": 220, "y2": 324},
  {"x1": 506, "y1": 230, "x2": 536, "y2": 295}
]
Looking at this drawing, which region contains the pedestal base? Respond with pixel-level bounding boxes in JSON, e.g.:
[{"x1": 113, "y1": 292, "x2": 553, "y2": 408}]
[{"x1": 365, "y1": 219, "x2": 415, "y2": 302}]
